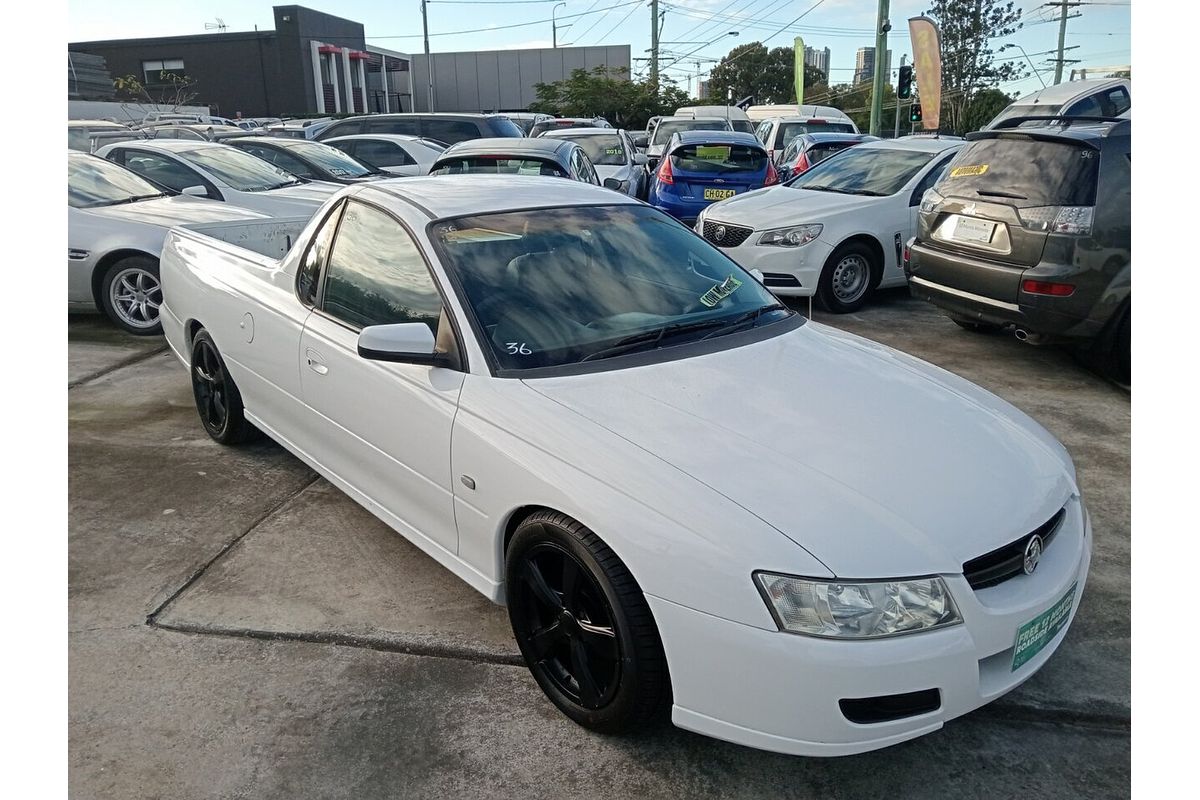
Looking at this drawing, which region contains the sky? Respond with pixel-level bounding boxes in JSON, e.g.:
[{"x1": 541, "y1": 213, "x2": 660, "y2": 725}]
[{"x1": 66, "y1": 0, "x2": 1132, "y2": 100}]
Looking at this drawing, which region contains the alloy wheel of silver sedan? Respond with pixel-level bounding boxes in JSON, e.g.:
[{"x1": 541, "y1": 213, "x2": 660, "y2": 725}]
[{"x1": 101, "y1": 255, "x2": 163, "y2": 335}]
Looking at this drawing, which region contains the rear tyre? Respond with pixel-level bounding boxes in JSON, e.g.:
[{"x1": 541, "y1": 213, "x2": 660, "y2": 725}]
[
  {"x1": 100, "y1": 255, "x2": 163, "y2": 336},
  {"x1": 506, "y1": 511, "x2": 670, "y2": 734},
  {"x1": 816, "y1": 242, "x2": 877, "y2": 313},
  {"x1": 190, "y1": 329, "x2": 259, "y2": 445},
  {"x1": 948, "y1": 314, "x2": 1003, "y2": 334}
]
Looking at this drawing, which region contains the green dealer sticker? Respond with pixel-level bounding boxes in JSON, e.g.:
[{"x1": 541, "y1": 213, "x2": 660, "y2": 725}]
[{"x1": 1011, "y1": 582, "x2": 1077, "y2": 671}]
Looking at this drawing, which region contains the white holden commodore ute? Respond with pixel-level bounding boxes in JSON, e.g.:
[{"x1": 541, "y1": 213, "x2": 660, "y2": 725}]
[{"x1": 157, "y1": 175, "x2": 1091, "y2": 757}]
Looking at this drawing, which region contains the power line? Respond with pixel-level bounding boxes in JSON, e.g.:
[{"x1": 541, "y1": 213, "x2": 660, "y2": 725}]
[
  {"x1": 659, "y1": 0, "x2": 829, "y2": 75},
  {"x1": 596, "y1": 1, "x2": 643, "y2": 45},
  {"x1": 354, "y1": 0, "x2": 642, "y2": 39}
]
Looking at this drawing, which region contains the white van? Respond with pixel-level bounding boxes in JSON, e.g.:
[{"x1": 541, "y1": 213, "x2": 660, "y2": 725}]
[
  {"x1": 750, "y1": 107, "x2": 860, "y2": 163},
  {"x1": 674, "y1": 105, "x2": 756, "y2": 135},
  {"x1": 983, "y1": 78, "x2": 1130, "y2": 130}
]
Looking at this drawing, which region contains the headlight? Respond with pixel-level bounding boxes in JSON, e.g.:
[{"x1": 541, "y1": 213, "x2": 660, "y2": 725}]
[
  {"x1": 757, "y1": 224, "x2": 822, "y2": 247},
  {"x1": 754, "y1": 572, "x2": 961, "y2": 639},
  {"x1": 920, "y1": 189, "x2": 943, "y2": 214}
]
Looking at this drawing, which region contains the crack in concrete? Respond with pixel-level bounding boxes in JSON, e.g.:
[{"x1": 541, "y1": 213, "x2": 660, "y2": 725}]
[
  {"x1": 145, "y1": 473, "x2": 320, "y2": 626},
  {"x1": 148, "y1": 621, "x2": 525, "y2": 667},
  {"x1": 69, "y1": 344, "x2": 169, "y2": 389}
]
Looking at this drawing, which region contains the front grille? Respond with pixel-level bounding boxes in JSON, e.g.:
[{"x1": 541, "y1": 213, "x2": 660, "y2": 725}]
[
  {"x1": 702, "y1": 219, "x2": 753, "y2": 248},
  {"x1": 963, "y1": 508, "x2": 1067, "y2": 590}
]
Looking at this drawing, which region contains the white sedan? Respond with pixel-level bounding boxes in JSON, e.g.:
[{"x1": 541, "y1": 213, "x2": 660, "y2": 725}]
[
  {"x1": 322, "y1": 134, "x2": 445, "y2": 176},
  {"x1": 158, "y1": 176, "x2": 1090, "y2": 757},
  {"x1": 93, "y1": 139, "x2": 341, "y2": 218},
  {"x1": 67, "y1": 151, "x2": 266, "y2": 334},
  {"x1": 697, "y1": 138, "x2": 963, "y2": 312}
]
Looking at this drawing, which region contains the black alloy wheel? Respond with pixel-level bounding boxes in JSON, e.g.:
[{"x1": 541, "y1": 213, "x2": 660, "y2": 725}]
[
  {"x1": 506, "y1": 512, "x2": 669, "y2": 733},
  {"x1": 189, "y1": 330, "x2": 258, "y2": 444}
]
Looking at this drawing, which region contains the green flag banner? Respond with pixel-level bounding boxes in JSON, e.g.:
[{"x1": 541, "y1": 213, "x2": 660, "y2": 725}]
[{"x1": 794, "y1": 36, "x2": 805, "y2": 106}]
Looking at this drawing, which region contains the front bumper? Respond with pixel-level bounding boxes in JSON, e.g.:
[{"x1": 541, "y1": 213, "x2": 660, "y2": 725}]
[
  {"x1": 650, "y1": 496, "x2": 1092, "y2": 757},
  {"x1": 699, "y1": 224, "x2": 834, "y2": 298}
]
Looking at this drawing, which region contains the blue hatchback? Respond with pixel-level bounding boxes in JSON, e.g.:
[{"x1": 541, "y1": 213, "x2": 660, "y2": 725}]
[{"x1": 648, "y1": 130, "x2": 776, "y2": 224}]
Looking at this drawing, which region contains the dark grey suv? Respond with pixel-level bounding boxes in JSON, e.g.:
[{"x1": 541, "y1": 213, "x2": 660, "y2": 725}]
[
  {"x1": 314, "y1": 113, "x2": 524, "y2": 145},
  {"x1": 905, "y1": 116, "x2": 1130, "y2": 382}
]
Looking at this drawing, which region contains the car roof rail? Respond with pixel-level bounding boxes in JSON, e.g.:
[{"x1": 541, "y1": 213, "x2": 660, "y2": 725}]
[{"x1": 988, "y1": 114, "x2": 1128, "y2": 130}]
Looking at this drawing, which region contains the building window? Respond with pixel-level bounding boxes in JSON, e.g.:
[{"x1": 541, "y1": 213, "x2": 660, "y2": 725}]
[{"x1": 142, "y1": 59, "x2": 186, "y2": 85}]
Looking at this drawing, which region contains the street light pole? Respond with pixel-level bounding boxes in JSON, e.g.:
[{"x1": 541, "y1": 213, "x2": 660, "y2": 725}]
[
  {"x1": 421, "y1": 0, "x2": 434, "y2": 111},
  {"x1": 894, "y1": 54, "x2": 905, "y2": 139},
  {"x1": 869, "y1": 0, "x2": 890, "y2": 137},
  {"x1": 553, "y1": 3, "x2": 566, "y2": 49}
]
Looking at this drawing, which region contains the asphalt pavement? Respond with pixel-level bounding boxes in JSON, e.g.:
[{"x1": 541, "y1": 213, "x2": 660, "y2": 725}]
[{"x1": 68, "y1": 296, "x2": 1130, "y2": 799}]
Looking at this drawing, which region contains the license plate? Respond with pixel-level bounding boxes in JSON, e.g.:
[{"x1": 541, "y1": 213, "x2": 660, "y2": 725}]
[
  {"x1": 952, "y1": 216, "x2": 996, "y2": 243},
  {"x1": 1011, "y1": 582, "x2": 1077, "y2": 671},
  {"x1": 704, "y1": 188, "x2": 736, "y2": 200}
]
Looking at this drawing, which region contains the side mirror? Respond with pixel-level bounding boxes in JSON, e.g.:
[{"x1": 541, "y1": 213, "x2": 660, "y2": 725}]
[
  {"x1": 181, "y1": 185, "x2": 208, "y2": 197},
  {"x1": 750, "y1": 268, "x2": 765, "y2": 283},
  {"x1": 632, "y1": 152, "x2": 648, "y2": 166},
  {"x1": 633, "y1": 135, "x2": 648, "y2": 149},
  {"x1": 602, "y1": 177, "x2": 622, "y2": 190},
  {"x1": 357, "y1": 322, "x2": 445, "y2": 366}
]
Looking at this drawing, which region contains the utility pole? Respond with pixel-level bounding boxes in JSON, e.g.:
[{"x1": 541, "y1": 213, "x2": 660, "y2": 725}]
[
  {"x1": 869, "y1": 0, "x2": 890, "y2": 136},
  {"x1": 421, "y1": 0, "x2": 434, "y2": 111},
  {"x1": 650, "y1": 0, "x2": 660, "y2": 88},
  {"x1": 1049, "y1": 0, "x2": 1083, "y2": 84},
  {"x1": 553, "y1": 3, "x2": 566, "y2": 49},
  {"x1": 894, "y1": 54, "x2": 905, "y2": 139}
]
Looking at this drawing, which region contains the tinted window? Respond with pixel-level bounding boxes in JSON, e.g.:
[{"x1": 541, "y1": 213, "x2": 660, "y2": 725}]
[
  {"x1": 669, "y1": 143, "x2": 766, "y2": 174},
  {"x1": 430, "y1": 157, "x2": 566, "y2": 177},
  {"x1": 298, "y1": 203, "x2": 343, "y2": 305},
  {"x1": 651, "y1": 119, "x2": 730, "y2": 146},
  {"x1": 423, "y1": 119, "x2": 483, "y2": 143},
  {"x1": 566, "y1": 134, "x2": 626, "y2": 166},
  {"x1": 368, "y1": 118, "x2": 419, "y2": 136},
  {"x1": 808, "y1": 143, "x2": 856, "y2": 164},
  {"x1": 787, "y1": 146, "x2": 934, "y2": 196},
  {"x1": 988, "y1": 103, "x2": 1061, "y2": 127},
  {"x1": 321, "y1": 202, "x2": 443, "y2": 333},
  {"x1": 485, "y1": 117, "x2": 525, "y2": 138},
  {"x1": 730, "y1": 120, "x2": 757, "y2": 135},
  {"x1": 777, "y1": 121, "x2": 855, "y2": 146},
  {"x1": 320, "y1": 119, "x2": 364, "y2": 139},
  {"x1": 430, "y1": 205, "x2": 786, "y2": 372},
  {"x1": 936, "y1": 138, "x2": 1099, "y2": 207},
  {"x1": 121, "y1": 151, "x2": 210, "y2": 194},
  {"x1": 351, "y1": 140, "x2": 415, "y2": 167},
  {"x1": 1065, "y1": 87, "x2": 1131, "y2": 118}
]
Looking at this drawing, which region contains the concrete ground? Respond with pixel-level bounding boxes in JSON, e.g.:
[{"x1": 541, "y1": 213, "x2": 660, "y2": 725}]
[{"x1": 68, "y1": 296, "x2": 1130, "y2": 799}]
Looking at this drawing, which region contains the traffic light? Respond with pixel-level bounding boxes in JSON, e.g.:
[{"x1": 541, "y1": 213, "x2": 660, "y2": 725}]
[
  {"x1": 909, "y1": 104, "x2": 923, "y2": 123},
  {"x1": 897, "y1": 65, "x2": 913, "y2": 99}
]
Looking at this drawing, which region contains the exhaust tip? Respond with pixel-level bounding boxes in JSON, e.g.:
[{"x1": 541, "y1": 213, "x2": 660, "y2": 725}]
[{"x1": 1014, "y1": 329, "x2": 1029, "y2": 342}]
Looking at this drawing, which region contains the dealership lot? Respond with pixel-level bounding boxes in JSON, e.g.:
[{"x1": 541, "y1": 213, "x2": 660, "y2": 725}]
[{"x1": 68, "y1": 292, "x2": 1129, "y2": 797}]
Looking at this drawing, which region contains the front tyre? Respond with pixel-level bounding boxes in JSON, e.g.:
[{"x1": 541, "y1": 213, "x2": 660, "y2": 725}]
[
  {"x1": 190, "y1": 330, "x2": 259, "y2": 445},
  {"x1": 506, "y1": 511, "x2": 670, "y2": 734},
  {"x1": 816, "y1": 242, "x2": 877, "y2": 313},
  {"x1": 100, "y1": 255, "x2": 163, "y2": 335}
]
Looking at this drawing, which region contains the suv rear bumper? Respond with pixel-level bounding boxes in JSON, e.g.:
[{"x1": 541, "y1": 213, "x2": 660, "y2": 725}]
[{"x1": 907, "y1": 241, "x2": 1105, "y2": 343}]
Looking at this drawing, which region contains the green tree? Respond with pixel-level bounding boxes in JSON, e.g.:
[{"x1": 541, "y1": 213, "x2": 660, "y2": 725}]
[
  {"x1": 960, "y1": 87, "x2": 1013, "y2": 132},
  {"x1": 529, "y1": 67, "x2": 689, "y2": 130},
  {"x1": 706, "y1": 42, "x2": 823, "y2": 105},
  {"x1": 925, "y1": 0, "x2": 1025, "y2": 134}
]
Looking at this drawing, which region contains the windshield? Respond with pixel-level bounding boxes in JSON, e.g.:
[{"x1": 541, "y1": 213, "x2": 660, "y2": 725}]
[
  {"x1": 779, "y1": 120, "x2": 856, "y2": 145},
  {"x1": 179, "y1": 147, "x2": 300, "y2": 191},
  {"x1": 287, "y1": 141, "x2": 375, "y2": 177},
  {"x1": 567, "y1": 134, "x2": 627, "y2": 166},
  {"x1": 670, "y1": 143, "x2": 766, "y2": 174},
  {"x1": 68, "y1": 156, "x2": 165, "y2": 208},
  {"x1": 430, "y1": 157, "x2": 567, "y2": 177},
  {"x1": 652, "y1": 119, "x2": 730, "y2": 145},
  {"x1": 987, "y1": 103, "x2": 1062, "y2": 127},
  {"x1": 787, "y1": 146, "x2": 934, "y2": 196},
  {"x1": 730, "y1": 120, "x2": 757, "y2": 135},
  {"x1": 431, "y1": 205, "x2": 788, "y2": 373},
  {"x1": 936, "y1": 138, "x2": 1099, "y2": 207}
]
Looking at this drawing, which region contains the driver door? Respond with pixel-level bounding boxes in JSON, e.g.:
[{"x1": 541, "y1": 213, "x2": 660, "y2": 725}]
[{"x1": 299, "y1": 198, "x2": 465, "y2": 553}]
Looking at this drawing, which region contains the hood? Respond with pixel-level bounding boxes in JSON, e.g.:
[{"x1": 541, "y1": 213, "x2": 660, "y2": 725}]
[
  {"x1": 704, "y1": 186, "x2": 889, "y2": 231},
  {"x1": 525, "y1": 322, "x2": 1075, "y2": 578},
  {"x1": 83, "y1": 195, "x2": 267, "y2": 227}
]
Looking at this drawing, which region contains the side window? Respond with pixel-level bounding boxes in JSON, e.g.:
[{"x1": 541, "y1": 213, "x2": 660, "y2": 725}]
[
  {"x1": 321, "y1": 201, "x2": 444, "y2": 335},
  {"x1": 356, "y1": 140, "x2": 414, "y2": 167},
  {"x1": 1106, "y1": 87, "x2": 1131, "y2": 115},
  {"x1": 122, "y1": 150, "x2": 214, "y2": 197},
  {"x1": 370, "y1": 118, "x2": 418, "y2": 136},
  {"x1": 1065, "y1": 94, "x2": 1104, "y2": 117},
  {"x1": 297, "y1": 202, "x2": 344, "y2": 306},
  {"x1": 755, "y1": 121, "x2": 770, "y2": 143},
  {"x1": 423, "y1": 120, "x2": 480, "y2": 144},
  {"x1": 911, "y1": 154, "x2": 956, "y2": 205},
  {"x1": 578, "y1": 151, "x2": 599, "y2": 184},
  {"x1": 264, "y1": 148, "x2": 314, "y2": 178}
]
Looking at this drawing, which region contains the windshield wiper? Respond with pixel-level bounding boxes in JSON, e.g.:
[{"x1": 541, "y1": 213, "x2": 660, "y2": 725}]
[
  {"x1": 799, "y1": 185, "x2": 882, "y2": 196},
  {"x1": 700, "y1": 303, "x2": 789, "y2": 340},
  {"x1": 580, "y1": 318, "x2": 730, "y2": 363},
  {"x1": 93, "y1": 193, "x2": 165, "y2": 206},
  {"x1": 975, "y1": 189, "x2": 1028, "y2": 200}
]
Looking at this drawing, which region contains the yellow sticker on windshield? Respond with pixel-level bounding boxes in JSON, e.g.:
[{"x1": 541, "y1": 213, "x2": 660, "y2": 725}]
[
  {"x1": 949, "y1": 164, "x2": 989, "y2": 177},
  {"x1": 694, "y1": 145, "x2": 731, "y2": 161}
]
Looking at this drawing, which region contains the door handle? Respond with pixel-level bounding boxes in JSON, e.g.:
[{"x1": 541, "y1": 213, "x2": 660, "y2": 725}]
[{"x1": 305, "y1": 348, "x2": 328, "y2": 375}]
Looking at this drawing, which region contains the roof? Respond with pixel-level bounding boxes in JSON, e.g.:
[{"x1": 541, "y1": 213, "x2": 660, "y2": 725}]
[
  {"x1": 1011, "y1": 78, "x2": 1129, "y2": 105},
  {"x1": 857, "y1": 138, "x2": 964, "y2": 154},
  {"x1": 99, "y1": 139, "x2": 228, "y2": 154},
  {"x1": 323, "y1": 133, "x2": 431, "y2": 144},
  {"x1": 332, "y1": 112, "x2": 509, "y2": 121},
  {"x1": 363, "y1": 175, "x2": 639, "y2": 219},
  {"x1": 539, "y1": 127, "x2": 624, "y2": 138},
  {"x1": 969, "y1": 117, "x2": 1130, "y2": 144},
  {"x1": 437, "y1": 137, "x2": 574, "y2": 158},
  {"x1": 670, "y1": 130, "x2": 763, "y2": 148},
  {"x1": 795, "y1": 133, "x2": 878, "y2": 144}
]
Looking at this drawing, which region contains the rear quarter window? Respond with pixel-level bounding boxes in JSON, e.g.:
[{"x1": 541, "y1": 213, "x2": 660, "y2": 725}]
[{"x1": 936, "y1": 137, "x2": 1100, "y2": 207}]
